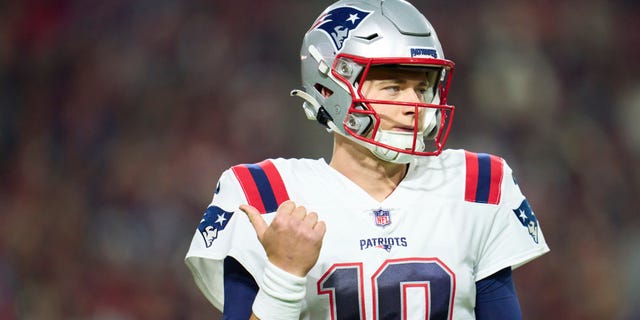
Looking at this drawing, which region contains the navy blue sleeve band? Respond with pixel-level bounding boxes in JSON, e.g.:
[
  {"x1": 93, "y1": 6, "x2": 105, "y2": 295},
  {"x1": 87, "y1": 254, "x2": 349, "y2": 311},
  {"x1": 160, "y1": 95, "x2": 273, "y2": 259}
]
[
  {"x1": 223, "y1": 257, "x2": 259, "y2": 320},
  {"x1": 475, "y1": 267, "x2": 522, "y2": 320}
]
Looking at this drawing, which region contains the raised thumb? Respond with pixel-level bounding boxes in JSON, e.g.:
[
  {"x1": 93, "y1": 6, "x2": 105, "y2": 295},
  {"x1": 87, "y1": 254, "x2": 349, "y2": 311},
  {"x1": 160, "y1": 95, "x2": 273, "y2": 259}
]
[{"x1": 239, "y1": 204, "x2": 268, "y2": 240}]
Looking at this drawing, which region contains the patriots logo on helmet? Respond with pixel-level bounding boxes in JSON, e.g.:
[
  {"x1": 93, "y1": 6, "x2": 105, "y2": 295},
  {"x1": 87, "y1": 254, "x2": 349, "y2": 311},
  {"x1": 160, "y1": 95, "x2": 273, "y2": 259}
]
[
  {"x1": 373, "y1": 209, "x2": 391, "y2": 227},
  {"x1": 410, "y1": 47, "x2": 438, "y2": 58},
  {"x1": 311, "y1": 6, "x2": 372, "y2": 50},
  {"x1": 198, "y1": 206, "x2": 234, "y2": 248},
  {"x1": 512, "y1": 199, "x2": 539, "y2": 243}
]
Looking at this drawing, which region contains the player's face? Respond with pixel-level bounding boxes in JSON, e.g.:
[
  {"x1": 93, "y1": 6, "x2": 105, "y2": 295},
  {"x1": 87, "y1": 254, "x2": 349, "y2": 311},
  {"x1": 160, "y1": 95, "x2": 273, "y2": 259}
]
[{"x1": 360, "y1": 66, "x2": 432, "y2": 132}]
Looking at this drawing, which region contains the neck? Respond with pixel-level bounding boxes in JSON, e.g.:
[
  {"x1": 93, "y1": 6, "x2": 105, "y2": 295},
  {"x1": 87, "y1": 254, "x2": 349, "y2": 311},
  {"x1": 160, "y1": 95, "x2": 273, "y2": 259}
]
[{"x1": 329, "y1": 134, "x2": 408, "y2": 202}]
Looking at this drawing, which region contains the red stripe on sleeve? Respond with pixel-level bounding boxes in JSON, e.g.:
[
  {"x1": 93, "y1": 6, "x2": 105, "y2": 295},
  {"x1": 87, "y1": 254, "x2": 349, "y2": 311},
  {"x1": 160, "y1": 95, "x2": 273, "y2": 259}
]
[
  {"x1": 258, "y1": 160, "x2": 290, "y2": 206},
  {"x1": 231, "y1": 165, "x2": 266, "y2": 214},
  {"x1": 488, "y1": 155, "x2": 504, "y2": 204},
  {"x1": 464, "y1": 151, "x2": 479, "y2": 202}
]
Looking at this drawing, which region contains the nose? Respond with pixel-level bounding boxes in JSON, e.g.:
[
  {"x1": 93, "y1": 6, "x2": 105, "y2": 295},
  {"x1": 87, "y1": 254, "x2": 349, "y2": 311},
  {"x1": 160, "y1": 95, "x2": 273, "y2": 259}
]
[{"x1": 398, "y1": 89, "x2": 423, "y2": 116}]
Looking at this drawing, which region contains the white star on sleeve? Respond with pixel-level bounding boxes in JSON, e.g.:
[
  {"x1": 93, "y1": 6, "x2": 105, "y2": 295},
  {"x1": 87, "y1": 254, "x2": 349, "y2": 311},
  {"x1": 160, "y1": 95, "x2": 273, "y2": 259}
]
[
  {"x1": 346, "y1": 13, "x2": 359, "y2": 24},
  {"x1": 215, "y1": 213, "x2": 227, "y2": 225},
  {"x1": 519, "y1": 209, "x2": 528, "y2": 222}
]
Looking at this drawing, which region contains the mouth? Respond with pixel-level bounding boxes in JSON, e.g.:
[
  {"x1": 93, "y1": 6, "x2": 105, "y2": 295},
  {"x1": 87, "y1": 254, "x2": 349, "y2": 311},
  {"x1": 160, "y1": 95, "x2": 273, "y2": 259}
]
[{"x1": 392, "y1": 126, "x2": 415, "y2": 132}]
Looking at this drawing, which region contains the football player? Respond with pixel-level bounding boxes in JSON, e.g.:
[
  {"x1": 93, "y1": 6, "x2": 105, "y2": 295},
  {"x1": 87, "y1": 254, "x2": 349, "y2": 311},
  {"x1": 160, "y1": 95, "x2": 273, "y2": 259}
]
[{"x1": 185, "y1": 0, "x2": 550, "y2": 319}]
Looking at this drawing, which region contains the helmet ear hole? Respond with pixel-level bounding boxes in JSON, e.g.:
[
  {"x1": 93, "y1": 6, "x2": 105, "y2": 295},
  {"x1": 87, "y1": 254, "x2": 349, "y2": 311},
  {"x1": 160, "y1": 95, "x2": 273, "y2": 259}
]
[{"x1": 315, "y1": 84, "x2": 333, "y2": 98}]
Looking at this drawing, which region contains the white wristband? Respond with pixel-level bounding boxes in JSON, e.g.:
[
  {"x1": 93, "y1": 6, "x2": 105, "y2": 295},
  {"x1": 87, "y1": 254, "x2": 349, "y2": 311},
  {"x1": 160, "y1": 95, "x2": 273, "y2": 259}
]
[{"x1": 252, "y1": 261, "x2": 307, "y2": 319}]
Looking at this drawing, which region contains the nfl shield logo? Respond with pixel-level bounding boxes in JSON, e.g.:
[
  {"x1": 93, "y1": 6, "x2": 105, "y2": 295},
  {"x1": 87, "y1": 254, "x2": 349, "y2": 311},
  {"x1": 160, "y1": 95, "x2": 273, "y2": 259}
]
[{"x1": 373, "y1": 209, "x2": 391, "y2": 227}]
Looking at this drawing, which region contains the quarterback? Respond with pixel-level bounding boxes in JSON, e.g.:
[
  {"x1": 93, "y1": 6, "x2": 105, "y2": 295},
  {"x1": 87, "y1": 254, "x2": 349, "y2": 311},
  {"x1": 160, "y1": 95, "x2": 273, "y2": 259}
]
[{"x1": 185, "y1": 0, "x2": 550, "y2": 319}]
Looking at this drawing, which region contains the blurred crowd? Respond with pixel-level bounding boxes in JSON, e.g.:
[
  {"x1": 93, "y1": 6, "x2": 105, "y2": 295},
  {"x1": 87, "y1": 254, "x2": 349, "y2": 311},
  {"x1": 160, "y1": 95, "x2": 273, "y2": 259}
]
[{"x1": 0, "y1": 0, "x2": 639, "y2": 319}]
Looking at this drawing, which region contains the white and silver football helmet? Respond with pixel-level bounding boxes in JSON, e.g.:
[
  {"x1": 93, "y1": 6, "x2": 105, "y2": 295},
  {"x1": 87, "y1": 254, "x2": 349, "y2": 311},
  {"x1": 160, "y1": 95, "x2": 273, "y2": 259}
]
[{"x1": 291, "y1": 0, "x2": 455, "y2": 163}]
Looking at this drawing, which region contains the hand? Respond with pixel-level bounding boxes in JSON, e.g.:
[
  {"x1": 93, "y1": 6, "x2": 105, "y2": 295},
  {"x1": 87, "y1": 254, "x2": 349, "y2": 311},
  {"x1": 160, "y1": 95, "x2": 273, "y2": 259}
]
[{"x1": 240, "y1": 200, "x2": 326, "y2": 277}]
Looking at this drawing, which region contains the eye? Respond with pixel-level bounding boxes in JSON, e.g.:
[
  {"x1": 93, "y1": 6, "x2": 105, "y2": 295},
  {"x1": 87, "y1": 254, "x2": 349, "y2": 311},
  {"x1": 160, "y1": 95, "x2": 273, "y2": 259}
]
[
  {"x1": 382, "y1": 85, "x2": 401, "y2": 95},
  {"x1": 416, "y1": 87, "x2": 430, "y2": 101}
]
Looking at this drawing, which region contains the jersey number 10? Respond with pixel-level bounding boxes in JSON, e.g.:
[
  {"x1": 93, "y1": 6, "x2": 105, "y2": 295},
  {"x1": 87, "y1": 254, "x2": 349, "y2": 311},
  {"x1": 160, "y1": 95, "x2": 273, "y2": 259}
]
[{"x1": 318, "y1": 258, "x2": 455, "y2": 320}]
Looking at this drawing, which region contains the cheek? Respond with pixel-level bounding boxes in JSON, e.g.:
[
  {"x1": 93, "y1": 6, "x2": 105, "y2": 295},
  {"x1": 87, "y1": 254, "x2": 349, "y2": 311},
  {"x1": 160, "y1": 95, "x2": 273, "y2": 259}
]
[
  {"x1": 368, "y1": 104, "x2": 396, "y2": 129},
  {"x1": 368, "y1": 102, "x2": 391, "y2": 116}
]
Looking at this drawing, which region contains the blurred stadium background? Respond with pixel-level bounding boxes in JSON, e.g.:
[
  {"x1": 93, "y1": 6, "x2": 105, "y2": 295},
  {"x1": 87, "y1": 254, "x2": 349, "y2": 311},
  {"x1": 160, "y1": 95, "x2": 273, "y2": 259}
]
[{"x1": 1, "y1": 0, "x2": 639, "y2": 319}]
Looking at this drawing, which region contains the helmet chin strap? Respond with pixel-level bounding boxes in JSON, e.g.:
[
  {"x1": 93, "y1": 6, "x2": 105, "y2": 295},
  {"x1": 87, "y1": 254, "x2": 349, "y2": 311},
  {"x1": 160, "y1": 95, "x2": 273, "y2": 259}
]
[
  {"x1": 370, "y1": 107, "x2": 439, "y2": 163},
  {"x1": 328, "y1": 120, "x2": 418, "y2": 164},
  {"x1": 372, "y1": 130, "x2": 425, "y2": 164},
  {"x1": 290, "y1": 89, "x2": 325, "y2": 122}
]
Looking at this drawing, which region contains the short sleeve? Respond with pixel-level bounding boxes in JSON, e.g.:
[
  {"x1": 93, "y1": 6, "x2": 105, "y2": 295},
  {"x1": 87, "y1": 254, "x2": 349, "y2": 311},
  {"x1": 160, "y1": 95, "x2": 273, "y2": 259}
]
[
  {"x1": 474, "y1": 160, "x2": 550, "y2": 281},
  {"x1": 184, "y1": 169, "x2": 267, "y2": 311}
]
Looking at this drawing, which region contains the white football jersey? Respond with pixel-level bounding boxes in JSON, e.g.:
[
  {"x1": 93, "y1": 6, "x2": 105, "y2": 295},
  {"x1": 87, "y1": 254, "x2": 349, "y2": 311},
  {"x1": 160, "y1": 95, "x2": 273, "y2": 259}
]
[{"x1": 185, "y1": 149, "x2": 549, "y2": 319}]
